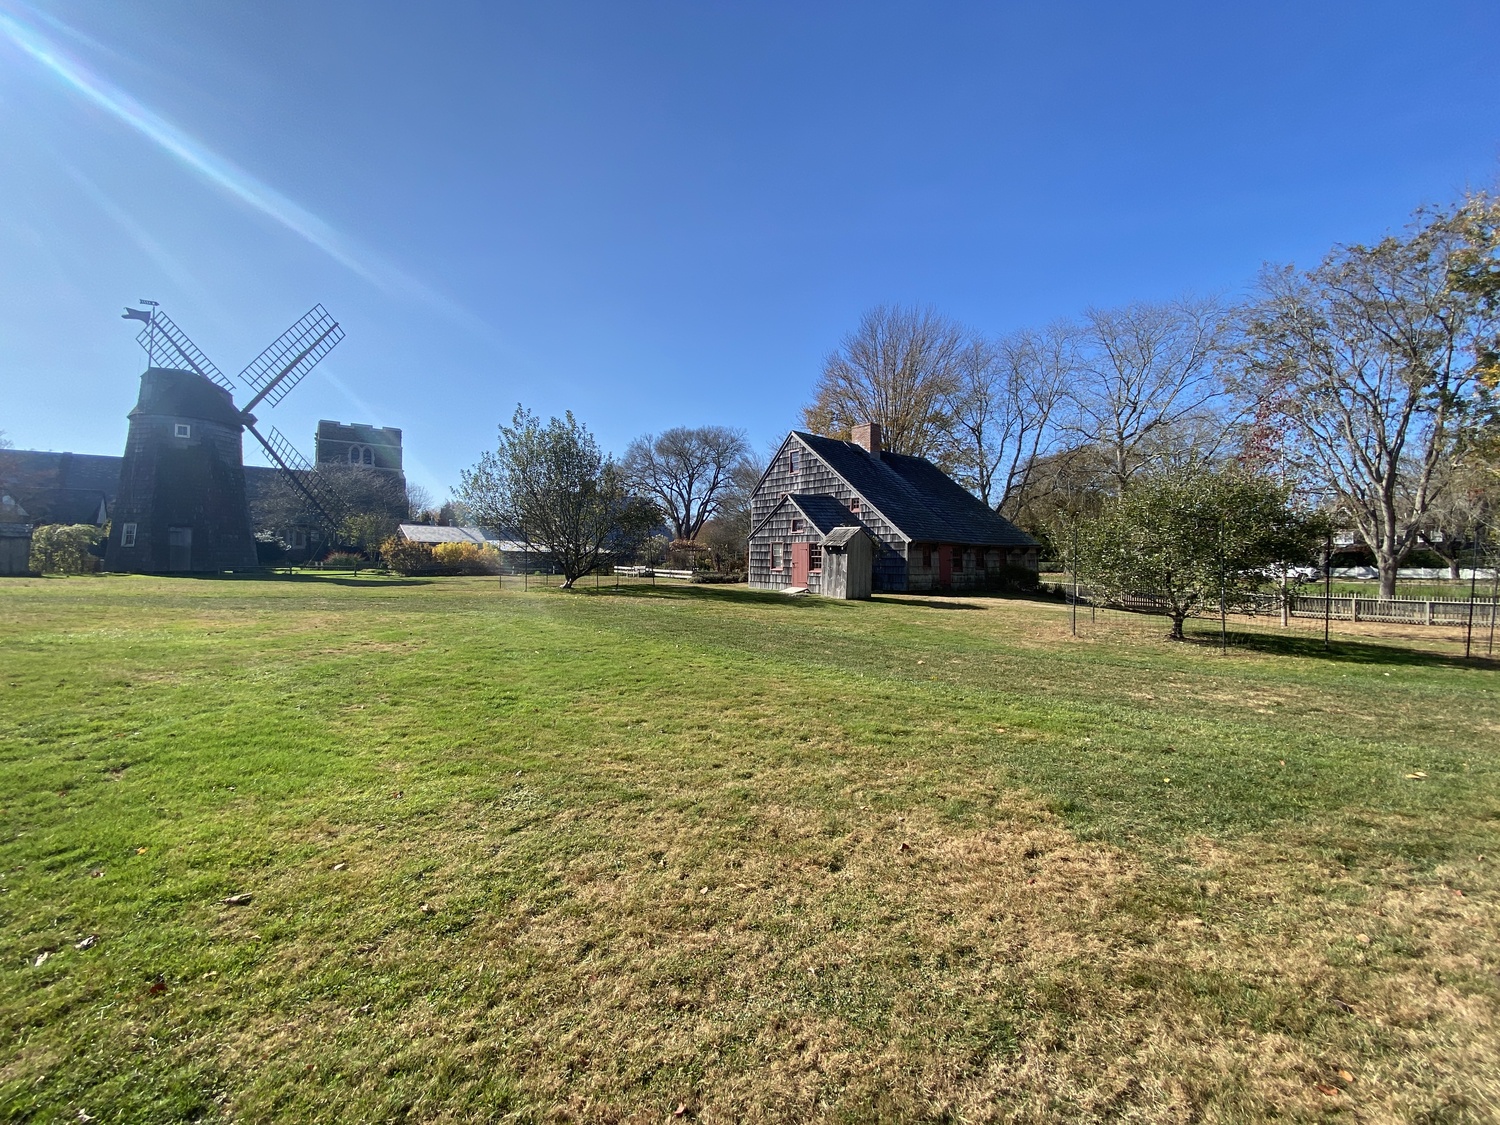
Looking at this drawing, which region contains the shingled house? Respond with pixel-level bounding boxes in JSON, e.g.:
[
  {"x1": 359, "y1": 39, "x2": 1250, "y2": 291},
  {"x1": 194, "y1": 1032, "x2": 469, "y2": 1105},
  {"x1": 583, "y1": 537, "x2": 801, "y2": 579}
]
[{"x1": 748, "y1": 424, "x2": 1038, "y2": 596}]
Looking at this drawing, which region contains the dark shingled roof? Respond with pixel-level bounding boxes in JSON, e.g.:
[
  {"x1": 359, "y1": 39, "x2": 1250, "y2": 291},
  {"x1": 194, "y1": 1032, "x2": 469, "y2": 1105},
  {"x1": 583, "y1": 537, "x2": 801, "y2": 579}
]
[
  {"x1": 787, "y1": 493, "x2": 861, "y2": 535},
  {"x1": 129, "y1": 368, "x2": 244, "y2": 428},
  {"x1": 793, "y1": 431, "x2": 1037, "y2": 547}
]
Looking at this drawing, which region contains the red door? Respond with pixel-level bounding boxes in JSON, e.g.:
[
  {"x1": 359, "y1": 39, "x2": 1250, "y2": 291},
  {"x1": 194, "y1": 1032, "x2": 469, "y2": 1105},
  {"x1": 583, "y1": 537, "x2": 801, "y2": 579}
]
[
  {"x1": 791, "y1": 542, "x2": 810, "y2": 586},
  {"x1": 937, "y1": 545, "x2": 952, "y2": 589}
]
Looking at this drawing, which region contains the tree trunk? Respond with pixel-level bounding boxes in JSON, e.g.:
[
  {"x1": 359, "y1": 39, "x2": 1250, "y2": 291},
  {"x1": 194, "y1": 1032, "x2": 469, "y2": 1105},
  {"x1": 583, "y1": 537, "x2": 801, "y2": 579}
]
[
  {"x1": 1376, "y1": 548, "x2": 1399, "y2": 599},
  {"x1": 1168, "y1": 613, "x2": 1186, "y2": 640},
  {"x1": 559, "y1": 576, "x2": 575, "y2": 589}
]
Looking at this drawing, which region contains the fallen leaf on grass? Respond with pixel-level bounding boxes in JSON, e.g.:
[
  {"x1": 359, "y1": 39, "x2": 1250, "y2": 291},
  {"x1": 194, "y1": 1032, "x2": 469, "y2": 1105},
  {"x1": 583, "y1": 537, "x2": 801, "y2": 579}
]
[
  {"x1": 673, "y1": 1105, "x2": 687, "y2": 1117},
  {"x1": 332, "y1": 863, "x2": 347, "y2": 871},
  {"x1": 33, "y1": 951, "x2": 51, "y2": 967},
  {"x1": 1337, "y1": 1069, "x2": 1354, "y2": 1083},
  {"x1": 1405, "y1": 771, "x2": 1428, "y2": 780},
  {"x1": 88, "y1": 869, "x2": 103, "y2": 878},
  {"x1": 420, "y1": 903, "x2": 435, "y2": 914},
  {"x1": 148, "y1": 979, "x2": 166, "y2": 995},
  {"x1": 222, "y1": 893, "x2": 252, "y2": 906},
  {"x1": 135, "y1": 847, "x2": 147, "y2": 855},
  {"x1": 1315, "y1": 1083, "x2": 1339, "y2": 1096},
  {"x1": 897, "y1": 842, "x2": 911, "y2": 853},
  {"x1": 1355, "y1": 933, "x2": 1370, "y2": 945},
  {"x1": 1331, "y1": 997, "x2": 1356, "y2": 1014},
  {"x1": 74, "y1": 935, "x2": 98, "y2": 951}
]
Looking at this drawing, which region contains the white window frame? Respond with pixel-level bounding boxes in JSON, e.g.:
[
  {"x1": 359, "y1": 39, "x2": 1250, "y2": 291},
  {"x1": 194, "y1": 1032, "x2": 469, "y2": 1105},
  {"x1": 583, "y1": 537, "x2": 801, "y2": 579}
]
[
  {"x1": 121, "y1": 522, "x2": 137, "y2": 548},
  {"x1": 289, "y1": 529, "x2": 308, "y2": 549},
  {"x1": 174, "y1": 423, "x2": 191, "y2": 438}
]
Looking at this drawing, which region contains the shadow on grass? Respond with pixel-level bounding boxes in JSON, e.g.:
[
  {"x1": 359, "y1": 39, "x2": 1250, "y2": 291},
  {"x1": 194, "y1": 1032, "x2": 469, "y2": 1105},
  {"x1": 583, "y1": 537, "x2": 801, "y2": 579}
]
[
  {"x1": 176, "y1": 571, "x2": 436, "y2": 588},
  {"x1": 1183, "y1": 626, "x2": 1498, "y2": 671},
  {"x1": 576, "y1": 581, "x2": 851, "y2": 610},
  {"x1": 870, "y1": 595, "x2": 985, "y2": 611}
]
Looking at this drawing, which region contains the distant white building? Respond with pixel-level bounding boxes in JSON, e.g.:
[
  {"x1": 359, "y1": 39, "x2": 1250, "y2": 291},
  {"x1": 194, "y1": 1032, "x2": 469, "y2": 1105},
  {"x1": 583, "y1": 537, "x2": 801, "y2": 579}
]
[{"x1": 396, "y1": 524, "x2": 553, "y2": 571}]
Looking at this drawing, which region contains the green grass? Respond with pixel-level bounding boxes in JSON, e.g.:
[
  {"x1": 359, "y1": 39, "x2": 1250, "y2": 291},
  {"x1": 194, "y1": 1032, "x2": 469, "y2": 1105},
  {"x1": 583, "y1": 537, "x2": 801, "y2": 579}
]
[{"x1": 2, "y1": 574, "x2": 1498, "y2": 1122}]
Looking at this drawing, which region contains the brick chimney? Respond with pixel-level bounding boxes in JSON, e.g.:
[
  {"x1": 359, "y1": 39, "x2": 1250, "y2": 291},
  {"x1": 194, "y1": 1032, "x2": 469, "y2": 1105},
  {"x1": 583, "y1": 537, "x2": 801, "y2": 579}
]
[{"x1": 851, "y1": 422, "x2": 883, "y2": 454}]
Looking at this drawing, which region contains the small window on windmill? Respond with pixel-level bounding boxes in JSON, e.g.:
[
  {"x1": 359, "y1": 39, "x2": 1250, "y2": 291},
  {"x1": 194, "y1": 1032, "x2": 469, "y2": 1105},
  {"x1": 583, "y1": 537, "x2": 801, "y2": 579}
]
[
  {"x1": 791, "y1": 518, "x2": 803, "y2": 533},
  {"x1": 771, "y1": 543, "x2": 783, "y2": 570},
  {"x1": 121, "y1": 523, "x2": 137, "y2": 548},
  {"x1": 809, "y1": 544, "x2": 822, "y2": 572},
  {"x1": 849, "y1": 497, "x2": 861, "y2": 515},
  {"x1": 174, "y1": 423, "x2": 191, "y2": 438},
  {"x1": 789, "y1": 448, "x2": 800, "y2": 475}
]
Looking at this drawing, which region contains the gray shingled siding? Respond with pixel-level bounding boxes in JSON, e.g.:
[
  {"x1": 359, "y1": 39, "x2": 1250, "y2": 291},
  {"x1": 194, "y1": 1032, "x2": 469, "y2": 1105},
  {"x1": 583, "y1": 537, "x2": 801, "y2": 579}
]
[
  {"x1": 750, "y1": 437, "x2": 909, "y2": 592},
  {"x1": 105, "y1": 411, "x2": 258, "y2": 573},
  {"x1": 748, "y1": 502, "x2": 826, "y2": 593}
]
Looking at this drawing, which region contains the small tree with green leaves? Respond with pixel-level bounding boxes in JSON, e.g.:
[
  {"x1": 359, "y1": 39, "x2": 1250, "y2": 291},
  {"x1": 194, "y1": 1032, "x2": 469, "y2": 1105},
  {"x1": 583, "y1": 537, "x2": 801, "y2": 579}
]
[
  {"x1": 29, "y1": 524, "x2": 104, "y2": 575},
  {"x1": 1075, "y1": 467, "x2": 1327, "y2": 640},
  {"x1": 460, "y1": 407, "x2": 658, "y2": 588}
]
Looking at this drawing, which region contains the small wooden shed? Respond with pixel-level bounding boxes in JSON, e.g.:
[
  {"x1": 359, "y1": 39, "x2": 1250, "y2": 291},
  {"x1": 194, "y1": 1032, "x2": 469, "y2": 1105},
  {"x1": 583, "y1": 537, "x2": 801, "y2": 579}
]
[
  {"x1": 0, "y1": 523, "x2": 33, "y2": 576},
  {"x1": 820, "y1": 525, "x2": 872, "y2": 600}
]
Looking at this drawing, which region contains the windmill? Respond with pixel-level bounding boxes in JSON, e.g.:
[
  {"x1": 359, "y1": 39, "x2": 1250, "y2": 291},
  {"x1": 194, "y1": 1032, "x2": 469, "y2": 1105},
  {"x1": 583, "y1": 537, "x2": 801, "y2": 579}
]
[{"x1": 105, "y1": 304, "x2": 350, "y2": 573}]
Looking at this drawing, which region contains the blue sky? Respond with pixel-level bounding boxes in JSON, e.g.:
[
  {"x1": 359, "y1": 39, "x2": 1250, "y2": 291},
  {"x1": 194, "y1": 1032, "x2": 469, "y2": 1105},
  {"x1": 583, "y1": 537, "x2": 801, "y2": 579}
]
[{"x1": 2, "y1": 1, "x2": 1498, "y2": 498}]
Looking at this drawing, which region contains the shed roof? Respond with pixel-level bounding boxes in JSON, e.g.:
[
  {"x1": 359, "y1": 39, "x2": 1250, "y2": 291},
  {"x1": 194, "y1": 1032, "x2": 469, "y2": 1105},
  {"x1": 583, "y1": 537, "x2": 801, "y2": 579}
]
[
  {"x1": 793, "y1": 432, "x2": 1037, "y2": 547},
  {"x1": 398, "y1": 524, "x2": 489, "y2": 545},
  {"x1": 397, "y1": 524, "x2": 547, "y2": 553},
  {"x1": 822, "y1": 525, "x2": 869, "y2": 548}
]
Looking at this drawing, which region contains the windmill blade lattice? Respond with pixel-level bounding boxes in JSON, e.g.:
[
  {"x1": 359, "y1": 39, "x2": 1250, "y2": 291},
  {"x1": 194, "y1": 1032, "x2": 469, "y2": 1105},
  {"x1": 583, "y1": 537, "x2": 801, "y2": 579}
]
[
  {"x1": 237, "y1": 304, "x2": 344, "y2": 410},
  {"x1": 136, "y1": 311, "x2": 233, "y2": 390},
  {"x1": 244, "y1": 422, "x2": 351, "y2": 534}
]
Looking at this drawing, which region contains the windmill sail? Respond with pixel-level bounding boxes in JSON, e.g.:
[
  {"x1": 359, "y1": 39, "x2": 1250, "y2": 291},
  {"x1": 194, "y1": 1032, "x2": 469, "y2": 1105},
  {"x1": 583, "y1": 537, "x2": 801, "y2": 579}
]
[
  {"x1": 135, "y1": 311, "x2": 234, "y2": 390},
  {"x1": 238, "y1": 305, "x2": 344, "y2": 411},
  {"x1": 245, "y1": 422, "x2": 350, "y2": 534}
]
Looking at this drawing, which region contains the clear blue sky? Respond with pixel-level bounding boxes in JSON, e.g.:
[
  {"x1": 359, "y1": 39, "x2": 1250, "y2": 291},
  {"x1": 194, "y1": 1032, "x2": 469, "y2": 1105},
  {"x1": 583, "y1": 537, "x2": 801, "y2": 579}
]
[{"x1": 2, "y1": 1, "x2": 1497, "y2": 498}]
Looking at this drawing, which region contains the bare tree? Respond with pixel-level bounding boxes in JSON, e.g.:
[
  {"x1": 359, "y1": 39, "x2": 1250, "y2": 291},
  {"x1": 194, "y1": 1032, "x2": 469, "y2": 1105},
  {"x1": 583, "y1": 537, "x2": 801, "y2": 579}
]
[
  {"x1": 950, "y1": 325, "x2": 1073, "y2": 511},
  {"x1": 803, "y1": 305, "x2": 966, "y2": 460},
  {"x1": 623, "y1": 425, "x2": 750, "y2": 542},
  {"x1": 1416, "y1": 452, "x2": 1496, "y2": 578},
  {"x1": 405, "y1": 482, "x2": 435, "y2": 522},
  {"x1": 1067, "y1": 297, "x2": 1229, "y2": 488},
  {"x1": 1237, "y1": 200, "x2": 1499, "y2": 597}
]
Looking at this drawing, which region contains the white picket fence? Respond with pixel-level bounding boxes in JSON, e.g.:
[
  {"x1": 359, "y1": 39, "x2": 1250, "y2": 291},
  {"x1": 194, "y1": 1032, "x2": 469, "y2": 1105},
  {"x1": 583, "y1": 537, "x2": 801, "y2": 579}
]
[{"x1": 611, "y1": 565, "x2": 695, "y2": 580}]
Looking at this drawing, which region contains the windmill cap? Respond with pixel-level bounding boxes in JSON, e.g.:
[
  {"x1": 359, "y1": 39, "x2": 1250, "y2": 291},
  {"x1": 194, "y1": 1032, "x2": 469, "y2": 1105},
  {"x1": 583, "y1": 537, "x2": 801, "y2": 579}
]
[{"x1": 128, "y1": 367, "x2": 244, "y2": 427}]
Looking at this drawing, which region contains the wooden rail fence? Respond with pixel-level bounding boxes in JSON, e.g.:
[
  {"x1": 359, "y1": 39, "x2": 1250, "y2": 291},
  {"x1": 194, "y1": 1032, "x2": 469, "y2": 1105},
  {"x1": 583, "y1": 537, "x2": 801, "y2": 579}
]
[{"x1": 1069, "y1": 587, "x2": 1499, "y2": 628}]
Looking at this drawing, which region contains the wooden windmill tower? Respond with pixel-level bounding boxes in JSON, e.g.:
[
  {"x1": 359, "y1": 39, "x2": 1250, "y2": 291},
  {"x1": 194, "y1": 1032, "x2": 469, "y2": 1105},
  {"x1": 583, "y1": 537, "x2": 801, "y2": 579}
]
[{"x1": 105, "y1": 304, "x2": 349, "y2": 573}]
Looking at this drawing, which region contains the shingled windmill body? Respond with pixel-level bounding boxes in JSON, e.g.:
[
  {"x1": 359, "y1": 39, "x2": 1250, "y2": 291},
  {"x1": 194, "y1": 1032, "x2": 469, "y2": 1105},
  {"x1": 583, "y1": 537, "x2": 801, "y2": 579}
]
[{"x1": 106, "y1": 306, "x2": 346, "y2": 573}]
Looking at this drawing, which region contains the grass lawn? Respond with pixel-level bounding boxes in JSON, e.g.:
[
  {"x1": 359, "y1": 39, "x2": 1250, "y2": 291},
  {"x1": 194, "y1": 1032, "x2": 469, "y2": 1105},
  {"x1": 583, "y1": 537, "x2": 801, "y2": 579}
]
[{"x1": 2, "y1": 575, "x2": 1498, "y2": 1123}]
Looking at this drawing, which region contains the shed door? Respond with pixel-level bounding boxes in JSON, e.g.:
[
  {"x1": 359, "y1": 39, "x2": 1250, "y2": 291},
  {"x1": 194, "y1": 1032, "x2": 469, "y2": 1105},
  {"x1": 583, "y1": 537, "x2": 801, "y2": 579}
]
[
  {"x1": 167, "y1": 526, "x2": 192, "y2": 572},
  {"x1": 937, "y1": 545, "x2": 952, "y2": 588},
  {"x1": 791, "y1": 542, "x2": 810, "y2": 587}
]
